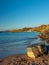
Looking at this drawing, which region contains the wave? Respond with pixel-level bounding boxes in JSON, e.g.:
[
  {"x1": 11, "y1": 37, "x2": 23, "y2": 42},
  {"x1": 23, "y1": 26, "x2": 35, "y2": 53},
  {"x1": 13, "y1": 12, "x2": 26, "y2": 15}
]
[{"x1": 0, "y1": 37, "x2": 37, "y2": 44}]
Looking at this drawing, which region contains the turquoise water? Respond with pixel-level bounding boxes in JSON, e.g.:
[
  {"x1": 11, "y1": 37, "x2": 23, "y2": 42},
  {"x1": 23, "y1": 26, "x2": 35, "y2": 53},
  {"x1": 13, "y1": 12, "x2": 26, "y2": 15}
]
[{"x1": 0, "y1": 32, "x2": 41, "y2": 58}]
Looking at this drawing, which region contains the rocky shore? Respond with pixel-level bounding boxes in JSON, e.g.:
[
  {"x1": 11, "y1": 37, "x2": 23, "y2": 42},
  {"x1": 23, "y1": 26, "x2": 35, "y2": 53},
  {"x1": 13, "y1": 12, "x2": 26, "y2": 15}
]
[
  {"x1": 0, "y1": 41, "x2": 49, "y2": 65},
  {"x1": 0, "y1": 43, "x2": 49, "y2": 65},
  {"x1": 0, "y1": 54, "x2": 49, "y2": 65}
]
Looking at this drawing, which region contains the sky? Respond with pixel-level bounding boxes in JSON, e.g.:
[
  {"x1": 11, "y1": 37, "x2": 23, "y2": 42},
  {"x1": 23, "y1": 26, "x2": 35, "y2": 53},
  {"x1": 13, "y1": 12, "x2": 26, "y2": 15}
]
[{"x1": 0, "y1": 0, "x2": 49, "y2": 30}]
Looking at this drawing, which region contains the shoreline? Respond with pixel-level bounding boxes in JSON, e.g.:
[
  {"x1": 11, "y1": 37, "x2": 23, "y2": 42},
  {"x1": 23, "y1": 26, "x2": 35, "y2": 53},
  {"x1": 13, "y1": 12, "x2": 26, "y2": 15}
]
[
  {"x1": 0, "y1": 42, "x2": 49, "y2": 65},
  {"x1": 0, "y1": 54, "x2": 49, "y2": 65},
  {"x1": 0, "y1": 41, "x2": 49, "y2": 65}
]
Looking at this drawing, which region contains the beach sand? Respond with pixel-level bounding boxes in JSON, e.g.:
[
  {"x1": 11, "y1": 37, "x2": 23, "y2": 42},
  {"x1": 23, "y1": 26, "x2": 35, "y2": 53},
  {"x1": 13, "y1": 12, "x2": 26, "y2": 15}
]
[{"x1": 0, "y1": 54, "x2": 49, "y2": 65}]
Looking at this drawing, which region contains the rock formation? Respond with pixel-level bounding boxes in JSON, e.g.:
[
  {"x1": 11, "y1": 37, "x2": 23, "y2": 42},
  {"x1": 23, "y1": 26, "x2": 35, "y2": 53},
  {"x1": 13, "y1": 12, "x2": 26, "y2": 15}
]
[{"x1": 27, "y1": 43, "x2": 49, "y2": 59}]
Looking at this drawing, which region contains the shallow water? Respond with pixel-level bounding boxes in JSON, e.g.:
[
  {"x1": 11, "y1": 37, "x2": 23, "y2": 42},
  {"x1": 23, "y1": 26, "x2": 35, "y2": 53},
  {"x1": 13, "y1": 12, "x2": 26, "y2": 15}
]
[{"x1": 0, "y1": 32, "x2": 42, "y2": 58}]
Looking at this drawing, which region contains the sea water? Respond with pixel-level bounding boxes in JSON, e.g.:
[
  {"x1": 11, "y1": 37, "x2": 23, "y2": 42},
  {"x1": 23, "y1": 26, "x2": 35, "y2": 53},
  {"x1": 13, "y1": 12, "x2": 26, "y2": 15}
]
[{"x1": 0, "y1": 32, "x2": 41, "y2": 58}]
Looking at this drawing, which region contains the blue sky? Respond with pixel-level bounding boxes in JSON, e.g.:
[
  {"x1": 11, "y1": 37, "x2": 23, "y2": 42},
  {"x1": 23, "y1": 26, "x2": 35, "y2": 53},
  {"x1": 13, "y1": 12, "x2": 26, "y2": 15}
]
[{"x1": 0, "y1": 0, "x2": 49, "y2": 30}]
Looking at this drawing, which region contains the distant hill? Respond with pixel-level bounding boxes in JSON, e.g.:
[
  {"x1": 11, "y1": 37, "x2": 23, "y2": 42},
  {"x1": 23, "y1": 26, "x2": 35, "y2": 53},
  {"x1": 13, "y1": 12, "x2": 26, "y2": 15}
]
[
  {"x1": 5, "y1": 24, "x2": 49, "y2": 32},
  {"x1": 6, "y1": 27, "x2": 32, "y2": 32}
]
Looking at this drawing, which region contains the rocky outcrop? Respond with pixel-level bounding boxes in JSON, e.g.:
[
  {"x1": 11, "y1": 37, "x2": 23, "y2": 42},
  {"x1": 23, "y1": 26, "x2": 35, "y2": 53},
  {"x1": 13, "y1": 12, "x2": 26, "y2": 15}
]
[
  {"x1": 39, "y1": 25, "x2": 49, "y2": 43},
  {"x1": 27, "y1": 43, "x2": 49, "y2": 59},
  {"x1": 31, "y1": 25, "x2": 47, "y2": 32}
]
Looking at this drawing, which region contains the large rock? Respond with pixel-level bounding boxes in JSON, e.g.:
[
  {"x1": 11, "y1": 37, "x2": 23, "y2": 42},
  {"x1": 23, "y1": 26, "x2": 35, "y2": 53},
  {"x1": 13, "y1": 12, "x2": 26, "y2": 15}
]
[{"x1": 27, "y1": 43, "x2": 48, "y2": 59}]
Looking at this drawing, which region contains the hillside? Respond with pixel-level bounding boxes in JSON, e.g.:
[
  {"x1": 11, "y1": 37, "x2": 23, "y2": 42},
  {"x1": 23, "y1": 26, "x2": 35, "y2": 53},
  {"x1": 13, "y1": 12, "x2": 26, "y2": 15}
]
[
  {"x1": 6, "y1": 24, "x2": 48, "y2": 32},
  {"x1": 39, "y1": 25, "x2": 49, "y2": 43},
  {"x1": 6, "y1": 28, "x2": 32, "y2": 32}
]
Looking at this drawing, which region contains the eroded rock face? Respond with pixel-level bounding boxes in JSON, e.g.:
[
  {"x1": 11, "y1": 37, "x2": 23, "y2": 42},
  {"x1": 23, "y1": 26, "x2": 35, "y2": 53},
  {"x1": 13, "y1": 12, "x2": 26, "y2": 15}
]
[{"x1": 27, "y1": 44, "x2": 49, "y2": 59}]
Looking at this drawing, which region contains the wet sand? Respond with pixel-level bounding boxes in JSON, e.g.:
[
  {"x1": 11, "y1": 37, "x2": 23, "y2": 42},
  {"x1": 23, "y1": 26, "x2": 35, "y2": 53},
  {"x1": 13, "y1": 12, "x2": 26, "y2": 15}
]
[{"x1": 0, "y1": 54, "x2": 49, "y2": 65}]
